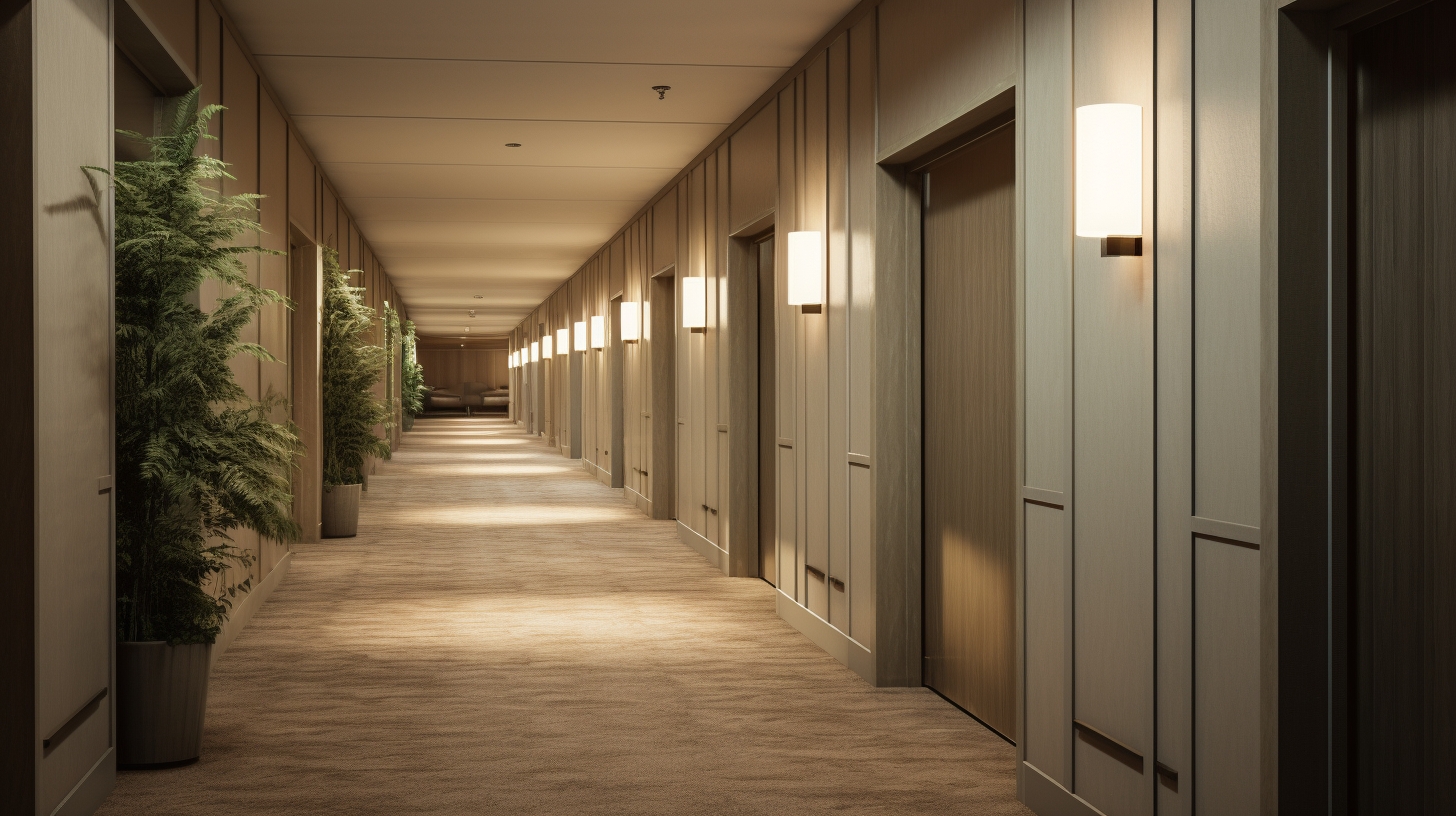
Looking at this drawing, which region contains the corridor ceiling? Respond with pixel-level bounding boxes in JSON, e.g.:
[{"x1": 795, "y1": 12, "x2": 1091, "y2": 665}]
[{"x1": 221, "y1": 0, "x2": 860, "y2": 336}]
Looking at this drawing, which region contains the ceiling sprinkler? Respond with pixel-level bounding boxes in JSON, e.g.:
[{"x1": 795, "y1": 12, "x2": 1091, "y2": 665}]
[{"x1": 652, "y1": 85, "x2": 670, "y2": 100}]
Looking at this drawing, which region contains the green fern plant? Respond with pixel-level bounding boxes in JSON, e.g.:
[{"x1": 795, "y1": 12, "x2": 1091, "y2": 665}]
[
  {"x1": 103, "y1": 89, "x2": 302, "y2": 645},
  {"x1": 322, "y1": 248, "x2": 391, "y2": 485},
  {"x1": 401, "y1": 319, "x2": 428, "y2": 417}
]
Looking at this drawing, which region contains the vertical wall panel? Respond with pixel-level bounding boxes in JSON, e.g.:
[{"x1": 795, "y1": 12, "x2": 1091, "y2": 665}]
[
  {"x1": 730, "y1": 104, "x2": 778, "y2": 232},
  {"x1": 704, "y1": 154, "x2": 720, "y2": 544},
  {"x1": 802, "y1": 54, "x2": 829, "y2": 619},
  {"x1": 1155, "y1": 0, "x2": 1195, "y2": 813},
  {"x1": 1025, "y1": 503, "x2": 1069, "y2": 783},
  {"x1": 826, "y1": 36, "x2": 850, "y2": 627},
  {"x1": 847, "y1": 16, "x2": 876, "y2": 640},
  {"x1": 1071, "y1": 1, "x2": 1156, "y2": 815},
  {"x1": 1193, "y1": 540, "x2": 1261, "y2": 816},
  {"x1": 777, "y1": 86, "x2": 800, "y2": 603},
  {"x1": 1191, "y1": 0, "x2": 1261, "y2": 528}
]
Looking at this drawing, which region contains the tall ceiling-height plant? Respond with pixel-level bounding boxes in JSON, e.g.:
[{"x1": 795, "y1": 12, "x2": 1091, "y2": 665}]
[
  {"x1": 104, "y1": 89, "x2": 302, "y2": 645},
  {"x1": 322, "y1": 248, "x2": 391, "y2": 485},
  {"x1": 401, "y1": 319, "x2": 428, "y2": 417}
]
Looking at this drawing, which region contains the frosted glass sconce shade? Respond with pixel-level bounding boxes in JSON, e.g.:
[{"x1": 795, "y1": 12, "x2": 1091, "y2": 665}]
[
  {"x1": 590, "y1": 315, "x2": 605, "y2": 349},
  {"x1": 530, "y1": 342, "x2": 539, "y2": 362},
  {"x1": 621, "y1": 301, "x2": 641, "y2": 342},
  {"x1": 556, "y1": 328, "x2": 569, "y2": 355},
  {"x1": 1075, "y1": 103, "x2": 1143, "y2": 256},
  {"x1": 541, "y1": 336, "x2": 552, "y2": 358},
  {"x1": 787, "y1": 231, "x2": 824, "y2": 313},
  {"x1": 574, "y1": 321, "x2": 587, "y2": 351},
  {"x1": 682, "y1": 276, "x2": 706, "y2": 332},
  {"x1": 508, "y1": 352, "x2": 515, "y2": 369}
]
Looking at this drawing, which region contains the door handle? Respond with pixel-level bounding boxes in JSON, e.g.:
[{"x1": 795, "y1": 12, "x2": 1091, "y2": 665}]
[{"x1": 806, "y1": 565, "x2": 826, "y2": 580}]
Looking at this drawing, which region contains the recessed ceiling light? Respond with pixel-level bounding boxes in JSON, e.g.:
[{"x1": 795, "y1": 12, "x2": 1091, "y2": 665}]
[{"x1": 505, "y1": 143, "x2": 521, "y2": 147}]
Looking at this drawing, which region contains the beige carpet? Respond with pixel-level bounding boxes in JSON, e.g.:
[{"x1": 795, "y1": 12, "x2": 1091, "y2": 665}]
[{"x1": 98, "y1": 417, "x2": 1029, "y2": 816}]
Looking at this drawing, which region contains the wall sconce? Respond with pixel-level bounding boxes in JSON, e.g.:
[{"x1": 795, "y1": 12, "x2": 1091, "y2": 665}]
[
  {"x1": 530, "y1": 341, "x2": 539, "y2": 362},
  {"x1": 541, "y1": 335, "x2": 553, "y2": 358},
  {"x1": 682, "y1": 276, "x2": 706, "y2": 333},
  {"x1": 590, "y1": 315, "x2": 605, "y2": 349},
  {"x1": 574, "y1": 321, "x2": 587, "y2": 352},
  {"x1": 508, "y1": 352, "x2": 515, "y2": 369},
  {"x1": 787, "y1": 230, "x2": 824, "y2": 313},
  {"x1": 621, "y1": 301, "x2": 641, "y2": 342},
  {"x1": 556, "y1": 328, "x2": 569, "y2": 355},
  {"x1": 1075, "y1": 103, "x2": 1143, "y2": 257}
]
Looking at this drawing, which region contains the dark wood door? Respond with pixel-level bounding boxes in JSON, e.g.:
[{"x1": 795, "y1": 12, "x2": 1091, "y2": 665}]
[
  {"x1": 1351, "y1": 7, "x2": 1456, "y2": 812},
  {"x1": 922, "y1": 123, "x2": 1017, "y2": 741},
  {"x1": 758, "y1": 236, "x2": 777, "y2": 585}
]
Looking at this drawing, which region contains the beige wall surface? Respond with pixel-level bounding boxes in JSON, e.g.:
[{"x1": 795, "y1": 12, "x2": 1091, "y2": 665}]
[{"x1": 512, "y1": 2, "x2": 1270, "y2": 815}]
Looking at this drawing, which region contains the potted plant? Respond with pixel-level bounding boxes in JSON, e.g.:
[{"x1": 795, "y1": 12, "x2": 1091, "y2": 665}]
[
  {"x1": 321, "y1": 248, "x2": 391, "y2": 537},
  {"x1": 401, "y1": 319, "x2": 428, "y2": 430},
  {"x1": 105, "y1": 90, "x2": 302, "y2": 768}
]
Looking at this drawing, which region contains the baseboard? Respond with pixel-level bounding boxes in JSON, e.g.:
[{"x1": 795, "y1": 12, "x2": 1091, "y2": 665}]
[
  {"x1": 1020, "y1": 761, "x2": 1106, "y2": 816},
  {"x1": 626, "y1": 485, "x2": 651, "y2": 516},
  {"x1": 775, "y1": 591, "x2": 876, "y2": 684},
  {"x1": 50, "y1": 747, "x2": 113, "y2": 816},
  {"x1": 212, "y1": 551, "x2": 293, "y2": 667},
  {"x1": 676, "y1": 521, "x2": 728, "y2": 574}
]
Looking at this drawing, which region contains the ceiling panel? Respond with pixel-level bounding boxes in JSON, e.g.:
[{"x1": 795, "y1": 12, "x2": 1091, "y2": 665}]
[
  {"x1": 321, "y1": 163, "x2": 677, "y2": 202},
  {"x1": 294, "y1": 116, "x2": 720, "y2": 169},
  {"x1": 222, "y1": 0, "x2": 860, "y2": 66},
  {"x1": 258, "y1": 57, "x2": 780, "y2": 123},
  {"x1": 218, "y1": 0, "x2": 859, "y2": 331},
  {"x1": 358, "y1": 221, "x2": 620, "y2": 247},
  {"x1": 342, "y1": 197, "x2": 643, "y2": 224}
]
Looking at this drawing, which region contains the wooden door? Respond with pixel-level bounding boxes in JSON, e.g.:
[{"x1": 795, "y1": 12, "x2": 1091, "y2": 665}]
[
  {"x1": 921, "y1": 123, "x2": 1017, "y2": 740},
  {"x1": 1351, "y1": 6, "x2": 1456, "y2": 811},
  {"x1": 757, "y1": 235, "x2": 777, "y2": 584}
]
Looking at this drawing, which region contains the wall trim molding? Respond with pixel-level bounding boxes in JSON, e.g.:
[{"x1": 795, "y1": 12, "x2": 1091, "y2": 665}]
[
  {"x1": 1020, "y1": 761, "x2": 1107, "y2": 816},
  {"x1": 51, "y1": 746, "x2": 114, "y2": 816},
  {"x1": 676, "y1": 521, "x2": 727, "y2": 574},
  {"x1": 211, "y1": 551, "x2": 293, "y2": 667},
  {"x1": 775, "y1": 592, "x2": 876, "y2": 685}
]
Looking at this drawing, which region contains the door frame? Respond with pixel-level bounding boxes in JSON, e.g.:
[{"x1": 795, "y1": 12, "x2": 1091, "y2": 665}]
[{"x1": 725, "y1": 215, "x2": 776, "y2": 578}]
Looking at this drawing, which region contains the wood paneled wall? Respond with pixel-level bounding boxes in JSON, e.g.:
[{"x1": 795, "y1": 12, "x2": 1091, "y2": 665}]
[
  {"x1": 2, "y1": 1, "x2": 118, "y2": 812},
  {"x1": 517, "y1": 2, "x2": 1271, "y2": 815},
  {"x1": 118, "y1": 0, "x2": 412, "y2": 641}
]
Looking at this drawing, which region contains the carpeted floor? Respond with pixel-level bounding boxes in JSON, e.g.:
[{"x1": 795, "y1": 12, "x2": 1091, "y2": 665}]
[{"x1": 98, "y1": 417, "x2": 1029, "y2": 816}]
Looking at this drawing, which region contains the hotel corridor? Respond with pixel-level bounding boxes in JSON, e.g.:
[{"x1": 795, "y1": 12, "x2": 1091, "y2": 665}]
[{"x1": 96, "y1": 417, "x2": 1026, "y2": 816}]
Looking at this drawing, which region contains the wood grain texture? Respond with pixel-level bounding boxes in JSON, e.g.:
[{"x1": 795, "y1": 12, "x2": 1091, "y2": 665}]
[
  {"x1": 921, "y1": 124, "x2": 1018, "y2": 741},
  {"x1": 1153, "y1": 0, "x2": 1194, "y2": 813},
  {"x1": 32, "y1": 0, "x2": 115, "y2": 809},
  {"x1": 1352, "y1": 8, "x2": 1456, "y2": 811},
  {"x1": 1193, "y1": 538, "x2": 1261, "y2": 816},
  {"x1": 758, "y1": 238, "x2": 777, "y2": 583},
  {"x1": 1193, "y1": 0, "x2": 1262, "y2": 528},
  {"x1": 731, "y1": 103, "x2": 778, "y2": 234},
  {"x1": 1071, "y1": 1, "x2": 1157, "y2": 814},
  {"x1": 827, "y1": 36, "x2": 850, "y2": 628},
  {"x1": 877, "y1": 0, "x2": 1017, "y2": 159}
]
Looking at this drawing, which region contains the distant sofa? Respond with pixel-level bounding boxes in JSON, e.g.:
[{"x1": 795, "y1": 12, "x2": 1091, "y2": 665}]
[{"x1": 425, "y1": 382, "x2": 509, "y2": 415}]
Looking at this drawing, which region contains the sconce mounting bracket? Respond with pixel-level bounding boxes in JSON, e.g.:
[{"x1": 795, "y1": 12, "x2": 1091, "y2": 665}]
[{"x1": 1101, "y1": 236, "x2": 1143, "y2": 257}]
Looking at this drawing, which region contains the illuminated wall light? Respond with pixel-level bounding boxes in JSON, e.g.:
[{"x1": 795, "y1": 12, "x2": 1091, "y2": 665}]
[
  {"x1": 590, "y1": 315, "x2": 606, "y2": 349},
  {"x1": 786, "y1": 231, "x2": 824, "y2": 313},
  {"x1": 508, "y1": 352, "x2": 515, "y2": 369},
  {"x1": 682, "y1": 276, "x2": 706, "y2": 333},
  {"x1": 1075, "y1": 103, "x2": 1144, "y2": 257},
  {"x1": 541, "y1": 335, "x2": 553, "y2": 358},
  {"x1": 556, "y1": 328, "x2": 569, "y2": 355},
  {"x1": 574, "y1": 321, "x2": 587, "y2": 351},
  {"x1": 530, "y1": 341, "x2": 539, "y2": 362},
  {"x1": 621, "y1": 301, "x2": 641, "y2": 342}
]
